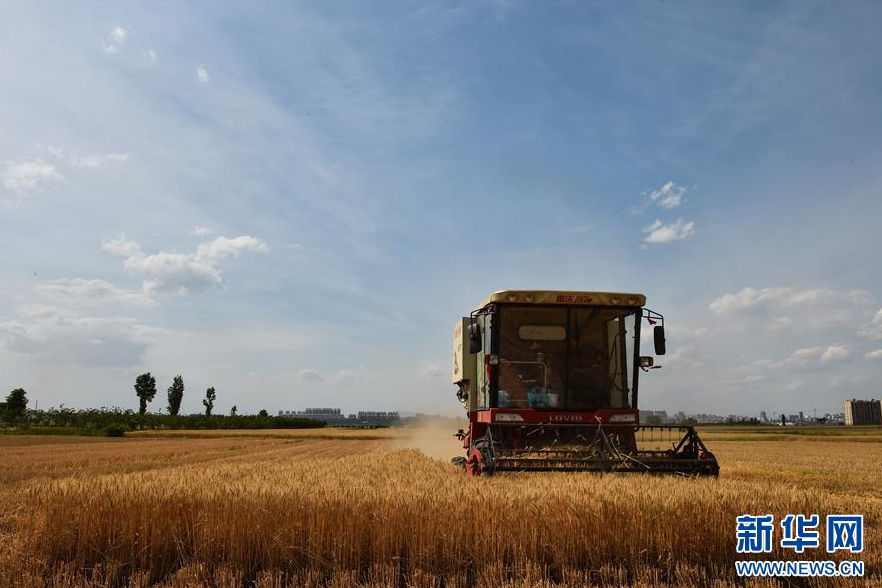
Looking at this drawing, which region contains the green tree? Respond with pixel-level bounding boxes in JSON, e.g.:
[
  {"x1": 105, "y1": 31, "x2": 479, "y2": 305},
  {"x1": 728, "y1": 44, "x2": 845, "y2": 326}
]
[
  {"x1": 230, "y1": 405, "x2": 237, "y2": 416},
  {"x1": 134, "y1": 373, "x2": 157, "y2": 415},
  {"x1": 646, "y1": 414, "x2": 663, "y2": 425},
  {"x1": 4, "y1": 388, "x2": 28, "y2": 421},
  {"x1": 258, "y1": 409, "x2": 268, "y2": 417},
  {"x1": 167, "y1": 375, "x2": 185, "y2": 415},
  {"x1": 203, "y1": 387, "x2": 216, "y2": 416}
]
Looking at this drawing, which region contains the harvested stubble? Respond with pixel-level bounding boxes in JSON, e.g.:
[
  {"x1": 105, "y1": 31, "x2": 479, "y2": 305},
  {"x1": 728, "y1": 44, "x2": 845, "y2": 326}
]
[{"x1": 1, "y1": 433, "x2": 880, "y2": 588}]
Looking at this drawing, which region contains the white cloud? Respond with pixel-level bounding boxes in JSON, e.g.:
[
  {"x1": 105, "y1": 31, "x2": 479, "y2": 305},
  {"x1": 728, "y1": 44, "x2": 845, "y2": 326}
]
[
  {"x1": 127, "y1": 251, "x2": 223, "y2": 295},
  {"x1": 70, "y1": 152, "x2": 129, "y2": 168},
  {"x1": 110, "y1": 26, "x2": 126, "y2": 45},
  {"x1": 0, "y1": 275, "x2": 159, "y2": 367},
  {"x1": 774, "y1": 344, "x2": 851, "y2": 368},
  {"x1": 648, "y1": 181, "x2": 688, "y2": 209},
  {"x1": 631, "y1": 181, "x2": 690, "y2": 214},
  {"x1": 102, "y1": 235, "x2": 144, "y2": 258},
  {"x1": 103, "y1": 25, "x2": 127, "y2": 55},
  {"x1": 104, "y1": 235, "x2": 269, "y2": 296},
  {"x1": 67, "y1": 153, "x2": 128, "y2": 168},
  {"x1": 142, "y1": 49, "x2": 157, "y2": 63},
  {"x1": 643, "y1": 219, "x2": 662, "y2": 232},
  {"x1": 37, "y1": 278, "x2": 151, "y2": 308},
  {"x1": 35, "y1": 145, "x2": 129, "y2": 169},
  {"x1": 819, "y1": 344, "x2": 850, "y2": 363},
  {"x1": 2, "y1": 159, "x2": 62, "y2": 194},
  {"x1": 296, "y1": 366, "x2": 366, "y2": 385},
  {"x1": 43, "y1": 145, "x2": 65, "y2": 158},
  {"x1": 330, "y1": 367, "x2": 366, "y2": 386},
  {"x1": 710, "y1": 287, "x2": 873, "y2": 314},
  {"x1": 709, "y1": 287, "x2": 874, "y2": 332},
  {"x1": 190, "y1": 226, "x2": 216, "y2": 237},
  {"x1": 865, "y1": 349, "x2": 882, "y2": 360},
  {"x1": 828, "y1": 373, "x2": 873, "y2": 390},
  {"x1": 297, "y1": 368, "x2": 324, "y2": 382},
  {"x1": 781, "y1": 347, "x2": 824, "y2": 366},
  {"x1": 196, "y1": 236, "x2": 267, "y2": 261},
  {"x1": 642, "y1": 218, "x2": 695, "y2": 244},
  {"x1": 197, "y1": 65, "x2": 210, "y2": 83},
  {"x1": 859, "y1": 308, "x2": 882, "y2": 339},
  {"x1": 830, "y1": 374, "x2": 852, "y2": 389},
  {"x1": 1, "y1": 306, "x2": 161, "y2": 367},
  {"x1": 423, "y1": 364, "x2": 443, "y2": 378}
]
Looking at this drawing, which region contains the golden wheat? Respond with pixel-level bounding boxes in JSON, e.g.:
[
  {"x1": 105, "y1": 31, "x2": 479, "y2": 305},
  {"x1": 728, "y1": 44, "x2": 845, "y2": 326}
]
[{"x1": 1, "y1": 430, "x2": 879, "y2": 588}]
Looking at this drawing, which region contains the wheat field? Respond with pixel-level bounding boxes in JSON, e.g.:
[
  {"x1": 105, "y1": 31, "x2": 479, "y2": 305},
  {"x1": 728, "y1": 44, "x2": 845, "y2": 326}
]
[{"x1": 1, "y1": 426, "x2": 880, "y2": 588}]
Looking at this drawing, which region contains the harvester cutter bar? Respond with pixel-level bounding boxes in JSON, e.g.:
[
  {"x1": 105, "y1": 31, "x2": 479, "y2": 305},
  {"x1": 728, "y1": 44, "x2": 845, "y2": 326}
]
[{"x1": 476, "y1": 423, "x2": 719, "y2": 477}]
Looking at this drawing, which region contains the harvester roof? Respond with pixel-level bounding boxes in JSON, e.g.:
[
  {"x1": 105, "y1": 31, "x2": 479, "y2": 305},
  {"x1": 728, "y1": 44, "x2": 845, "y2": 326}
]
[{"x1": 475, "y1": 290, "x2": 646, "y2": 311}]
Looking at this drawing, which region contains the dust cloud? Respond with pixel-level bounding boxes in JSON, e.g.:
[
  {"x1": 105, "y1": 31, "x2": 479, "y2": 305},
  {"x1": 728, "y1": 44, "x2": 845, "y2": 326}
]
[{"x1": 393, "y1": 417, "x2": 468, "y2": 461}]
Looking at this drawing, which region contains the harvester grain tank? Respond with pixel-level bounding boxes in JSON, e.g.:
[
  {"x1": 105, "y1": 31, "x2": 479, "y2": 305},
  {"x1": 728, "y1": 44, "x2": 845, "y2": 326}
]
[{"x1": 451, "y1": 290, "x2": 719, "y2": 476}]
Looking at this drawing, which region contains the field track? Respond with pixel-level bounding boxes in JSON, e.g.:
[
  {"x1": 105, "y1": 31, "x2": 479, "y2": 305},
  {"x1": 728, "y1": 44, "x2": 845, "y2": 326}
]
[{"x1": 1, "y1": 426, "x2": 880, "y2": 588}]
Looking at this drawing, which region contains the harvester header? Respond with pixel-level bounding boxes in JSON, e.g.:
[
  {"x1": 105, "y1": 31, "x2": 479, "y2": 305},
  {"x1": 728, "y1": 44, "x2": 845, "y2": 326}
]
[{"x1": 450, "y1": 289, "x2": 718, "y2": 477}]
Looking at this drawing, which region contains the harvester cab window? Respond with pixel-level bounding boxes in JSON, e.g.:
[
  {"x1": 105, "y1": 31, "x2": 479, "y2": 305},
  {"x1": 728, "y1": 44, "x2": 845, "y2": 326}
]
[
  {"x1": 498, "y1": 307, "x2": 567, "y2": 409},
  {"x1": 498, "y1": 306, "x2": 635, "y2": 410},
  {"x1": 475, "y1": 313, "x2": 494, "y2": 410},
  {"x1": 568, "y1": 308, "x2": 632, "y2": 409}
]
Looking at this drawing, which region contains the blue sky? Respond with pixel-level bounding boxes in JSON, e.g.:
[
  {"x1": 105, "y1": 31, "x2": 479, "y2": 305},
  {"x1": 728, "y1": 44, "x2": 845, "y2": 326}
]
[{"x1": 2, "y1": 0, "x2": 880, "y2": 417}]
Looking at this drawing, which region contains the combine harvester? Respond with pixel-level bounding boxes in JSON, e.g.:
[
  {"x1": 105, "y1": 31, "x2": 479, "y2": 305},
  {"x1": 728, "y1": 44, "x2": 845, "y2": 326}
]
[{"x1": 451, "y1": 290, "x2": 719, "y2": 476}]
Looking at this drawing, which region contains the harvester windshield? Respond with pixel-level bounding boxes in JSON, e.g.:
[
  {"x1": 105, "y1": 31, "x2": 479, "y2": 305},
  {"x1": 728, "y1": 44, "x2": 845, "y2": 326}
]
[{"x1": 496, "y1": 306, "x2": 635, "y2": 410}]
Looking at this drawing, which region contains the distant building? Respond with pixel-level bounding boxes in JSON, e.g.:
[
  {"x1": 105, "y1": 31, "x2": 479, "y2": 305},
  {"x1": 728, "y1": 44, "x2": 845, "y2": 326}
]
[
  {"x1": 844, "y1": 399, "x2": 882, "y2": 426},
  {"x1": 279, "y1": 407, "x2": 400, "y2": 427},
  {"x1": 279, "y1": 408, "x2": 350, "y2": 424},
  {"x1": 760, "y1": 411, "x2": 767, "y2": 422},
  {"x1": 356, "y1": 411, "x2": 400, "y2": 425}
]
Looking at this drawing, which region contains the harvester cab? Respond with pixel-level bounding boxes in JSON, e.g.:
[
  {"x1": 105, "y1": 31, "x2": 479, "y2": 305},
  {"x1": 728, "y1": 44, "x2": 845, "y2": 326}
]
[{"x1": 451, "y1": 290, "x2": 719, "y2": 476}]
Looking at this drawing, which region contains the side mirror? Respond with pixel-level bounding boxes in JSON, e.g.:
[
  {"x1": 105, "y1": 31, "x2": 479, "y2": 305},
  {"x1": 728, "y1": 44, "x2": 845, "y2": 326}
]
[
  {"x1": 468, "y1": 322, "x2": 482, "y2": 354},
  {"x1": 653, "y1": 325, "x2": 666, "y2": 356},
  {"x1": 639, "y1": 356, "x2": 654, "y2": 368}
]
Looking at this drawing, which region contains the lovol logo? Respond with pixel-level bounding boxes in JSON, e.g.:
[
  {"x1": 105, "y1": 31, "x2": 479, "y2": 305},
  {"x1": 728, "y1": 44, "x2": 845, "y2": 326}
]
[{"x1": 551, "y1": 414, "x2": 583, "y2": 422}]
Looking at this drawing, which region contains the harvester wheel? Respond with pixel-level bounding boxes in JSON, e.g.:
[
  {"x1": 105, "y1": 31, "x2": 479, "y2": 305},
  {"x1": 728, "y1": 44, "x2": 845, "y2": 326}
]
[
  {"x1": 466, "y1": 449, "x2": 487, "y2": 476},
  {"x1": 451, "y1": 456, "x2": 467, "y2": 469},
  {"x1": 701, "y1": 451, "x2": 720, "y2": 477}
]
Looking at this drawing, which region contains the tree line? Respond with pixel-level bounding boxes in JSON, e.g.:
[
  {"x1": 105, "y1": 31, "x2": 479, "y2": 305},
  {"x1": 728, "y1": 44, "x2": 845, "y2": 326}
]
[
  {"x1": 133, "y1": 372, "x2": 233, "y2": 417},
  {"x1": 1, "y1": 384, "x2": 323, "y2": 435}
]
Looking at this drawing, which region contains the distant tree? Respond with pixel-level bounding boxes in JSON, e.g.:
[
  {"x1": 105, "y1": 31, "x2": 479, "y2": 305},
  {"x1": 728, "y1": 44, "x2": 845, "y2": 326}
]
[
  {"x1": 230, "y1": 405, "x2": 238, "y2": 417},
  {"x1": 4, "y1": 388, "x2": 28, "y2": 421},
  {"x1": 134, "y1": 373, "x2": 157, "y2": 415},
  {"x1": 646, "y1": 415, "x2": 663, "y2": 426},
  {"x1": 258, "y1": 409, "x2": 268, "y2": 418},
  {"x1": 203, "y1": 387, "x2": 216, "y2": 416},
  {"x1": 682, "y1": 417, "x2": 698, "y2": 426},
  {"x1": 167, "y1": 375, "x2": 185, "y2": 416}
]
